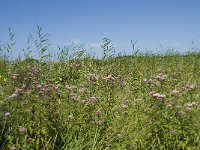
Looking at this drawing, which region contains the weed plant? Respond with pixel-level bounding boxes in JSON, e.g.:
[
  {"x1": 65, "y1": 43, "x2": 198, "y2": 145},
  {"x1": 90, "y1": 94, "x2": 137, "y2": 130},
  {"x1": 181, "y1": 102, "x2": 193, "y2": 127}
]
[{"x1": 0, "y1": 28, "x2": 200, "y2": 149}]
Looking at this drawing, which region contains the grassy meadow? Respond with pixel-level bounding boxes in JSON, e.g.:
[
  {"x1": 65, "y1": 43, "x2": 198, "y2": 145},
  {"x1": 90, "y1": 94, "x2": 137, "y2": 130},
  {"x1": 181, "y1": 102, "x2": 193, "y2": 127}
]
[{"x1": 0, "y1": 30, "x2": 200, "y2": 149}]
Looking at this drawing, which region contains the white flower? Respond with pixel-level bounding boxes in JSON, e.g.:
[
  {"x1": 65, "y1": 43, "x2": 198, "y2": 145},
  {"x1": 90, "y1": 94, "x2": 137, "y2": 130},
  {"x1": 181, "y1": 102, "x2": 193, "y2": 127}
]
[{"x1": 4, "y1": 112, "x2": 11, "y2": 118}]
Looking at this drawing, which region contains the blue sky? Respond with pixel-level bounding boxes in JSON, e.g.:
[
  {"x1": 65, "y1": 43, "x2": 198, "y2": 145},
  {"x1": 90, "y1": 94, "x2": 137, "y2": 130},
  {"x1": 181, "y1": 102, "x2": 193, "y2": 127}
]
[{"x1": 1, "y1": 0, "x2": 200, "y2": 58}]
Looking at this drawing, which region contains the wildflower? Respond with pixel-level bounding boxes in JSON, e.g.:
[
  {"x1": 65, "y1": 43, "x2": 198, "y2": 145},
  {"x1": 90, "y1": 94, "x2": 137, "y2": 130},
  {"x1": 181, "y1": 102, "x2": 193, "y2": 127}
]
[
  {"x1": 4, "y1": 112, "x2": 11, "y2": 118},
  {"x1": 171, "y1": 89, "x2": 179, "y2": 96},
  {"x1": 104, "y1": 74, "x2": 115, "y2": 82},
  {"x1": 122, "y1": 104, "x2": 129, "y2": 109},
  {"x1": 79, "y1": 87, "x2": 88, "y2": 93},
  {"x1": 70, "y1": 93, "x2": 79, "y2": 101},
  {"x1": 88, "y1": 74, "x2": 98, "y2": 82},
  {"x1": 9, "y1": 93, "x2": 18, "y2": 98},
  {"x1": 178, "y1": 111, "x2": 185, "y2": 117},
  {"x1": 31, "y1": 67, "x2": 41, "y2": 75},
  {"x1": 185, "y1": 107, "x2": 193, "y2": 111},
  {"x1": 122, "y1": 100, "x2": 129, "y2": 108},
  {"x1": 14, "y1": 88, "x2": 24, "y2": 95},
  {"x1": 191, "y1": 101, "x2": 198, "y2": 106},
  {"x1": 19, "y1": 127, "x2": 27, "y2": 134},
  {"x1": 149, "y1": 91, "x2": 155, "y2": 96},
  {"x1": 0, "y1": 75, "x2": 6, "y2": 82},
  {"x1": 97, "y1": 120, "x2": 104, "y2": 126},
  {"x1": 36, "y1": 83, "x2": 42, "y2": 89},
  {"x1": 81, "y1": 99, "x2": 87, "y2": 104},
  {"x1": 89, "y1": 96, "x2": 97, "y2": 105},
  {"x1": 96, "y1": 110, "x2": 102, "y2": 116},
  {"x1": 155, "y1": 73, "x2": 167, "y2": 81},
  {"x1": 186, "y1": 103, "x2": 193, "y2": 107},
  {"x1": 152, "y1": 92, "x2": 166, "y2": 100},
  {"x1": 185, "y1": 101, "x2": 198, "y2": 107},
  {"x1": 184, "y1": 101, "x2": 198, "y2": 111},
  {"x1": 8, "y1": 88, "x2": 24, "y2": 99},
  {"x1": 186, "y1": 84, "x2": 197, "y2": 92},
  {"x1": 175, "y1": 105, "x2": 182, "y2": 109},
  {"x1": 166, "y1": 102, "x2": 172, "y2": 108}
]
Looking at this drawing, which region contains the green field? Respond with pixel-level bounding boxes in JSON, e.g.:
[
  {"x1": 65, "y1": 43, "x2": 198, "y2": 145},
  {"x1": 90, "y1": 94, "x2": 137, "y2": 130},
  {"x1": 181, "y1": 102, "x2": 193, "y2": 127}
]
[
  {"x1": 0, "y1": 51, "x2": 200, "y2": 149},
  {"x1": 0, "y1": 29, "x2": 200, "y2": 150}
]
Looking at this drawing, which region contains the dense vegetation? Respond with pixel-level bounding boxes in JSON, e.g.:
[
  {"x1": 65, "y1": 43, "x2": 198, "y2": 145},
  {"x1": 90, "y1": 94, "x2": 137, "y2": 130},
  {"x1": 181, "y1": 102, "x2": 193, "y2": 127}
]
[{"x1": 0, "y1": 28, "x2": 200, "y2": 149}]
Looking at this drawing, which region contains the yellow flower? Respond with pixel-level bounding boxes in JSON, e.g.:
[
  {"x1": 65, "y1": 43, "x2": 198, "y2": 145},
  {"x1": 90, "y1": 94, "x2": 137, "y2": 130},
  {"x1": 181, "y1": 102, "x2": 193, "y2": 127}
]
[{"x1": 0, "y1": 75, "x2": 6, "y2": 82}]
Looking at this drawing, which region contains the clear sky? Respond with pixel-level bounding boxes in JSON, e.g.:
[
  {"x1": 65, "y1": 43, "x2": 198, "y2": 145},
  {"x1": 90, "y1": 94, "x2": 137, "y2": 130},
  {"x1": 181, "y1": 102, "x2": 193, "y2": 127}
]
[{"x1": 1, "y1": 0, "x2": 200, "y2": 58}]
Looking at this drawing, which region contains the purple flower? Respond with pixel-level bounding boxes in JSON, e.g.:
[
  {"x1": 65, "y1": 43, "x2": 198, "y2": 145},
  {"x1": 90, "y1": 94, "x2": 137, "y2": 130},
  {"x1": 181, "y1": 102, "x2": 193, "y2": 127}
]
[
  {"x1": 185, "y1": 107, "x2": 193, "y2": 111},
  {"x1": 175, "y1": 105, "x2": 182, "y2": 109},
  {"x1": 104, "y1": 74, "x2": 115, "y2": 82},
  {"x1": 152, "y1": 92, "x2": 166, "y2": 100},
  {"x1": 96, "y1": 110, "x2": 102, "y2": 115},
  {"x1": 97, "y1": 120, "x2": 104, "y2": 126}
]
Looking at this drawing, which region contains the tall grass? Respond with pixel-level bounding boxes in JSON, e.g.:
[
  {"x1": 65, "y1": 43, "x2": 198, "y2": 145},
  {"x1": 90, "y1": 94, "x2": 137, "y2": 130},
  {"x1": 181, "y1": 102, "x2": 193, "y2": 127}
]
[{"x1": 0, "y1": 28, "x2": 200, "y2": 149}]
